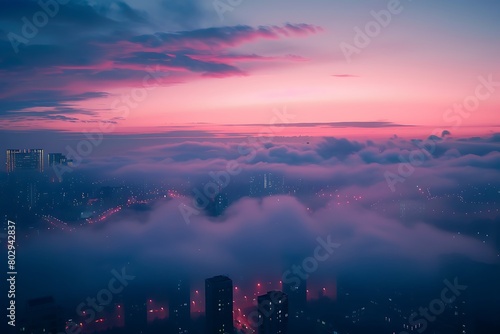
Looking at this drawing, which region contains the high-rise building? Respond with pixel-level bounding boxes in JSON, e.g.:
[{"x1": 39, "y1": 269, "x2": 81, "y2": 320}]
[
  {"x1": 6, "y1": 149, "x2": 44, "y2": 173},
  {"x1": 257, "y1": 291, "x2": 288, "y2": 334},
  {"x1": 249, "y1": 176, "x2": 257, "y2": 196},
  {"x1": 264, "y1": 173, "x2": 285, "y2": 194},
  {"x1": 47, "y1": 153, "x2": 68, "y2": 166},
  {"x1": 282, "y1": 279, "x2": 306, "y2": 318},
  {"x1": 205, "y1": 275, "x2": 233, "y2": 334},
  {"x1": 123, "y1": 296, "x2": 147, "y2": 333},
  {"x1": 212, "y1": 193, "x2": 228, "y2": 216},
  {"x1": 169, "y1": 279, "x2": 191, "y2": 334},
  {"x1": 21, "y1": 296, "x2": 64, "y2": 334}
]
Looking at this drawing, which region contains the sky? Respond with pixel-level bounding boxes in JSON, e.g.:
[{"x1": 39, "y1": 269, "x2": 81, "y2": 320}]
[
  {"x1": 1, "y1": 0, "x2": 500, "y2": 140},
  {"x1": 2, "y1": 2, "x2": 500, "y2": 328}
]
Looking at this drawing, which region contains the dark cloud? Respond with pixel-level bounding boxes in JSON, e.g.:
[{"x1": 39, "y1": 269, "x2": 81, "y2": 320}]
[
  {"x1": 128, "y1": 24, "x2": 321, "y2": 49},
  {"x1": 0, "y1": 0, "x2": 320, "y2": 125},
  {"x1": 160, "y1": 0, "x2": 209, "y2": 29},
  {"x1": 0, "y1": 91, "x2": 108, "y2": 122},
  {"x1": 99, "y1": 1, "x2": 150, "y2": 24},
  {"x1": 116, "y1": 51, "x2": 245, "y2": 76},
  {"x1": 316, "y1": 137, "x2": 365, "y2": 160}
]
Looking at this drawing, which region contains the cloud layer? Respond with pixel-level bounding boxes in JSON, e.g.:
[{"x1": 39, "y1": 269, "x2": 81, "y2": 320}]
[{"x1": 15, "y1": 134, "x2": 500, "y2": 306}]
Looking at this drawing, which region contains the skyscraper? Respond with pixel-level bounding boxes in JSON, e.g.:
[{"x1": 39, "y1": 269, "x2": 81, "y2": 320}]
[
  {"x1": 205, "y1": 275, "x2": 233, "y2": 334},
  {"x1": 169, "y1": 279, "x2": 191, "y2": 334},
  {"x1": 212, "y1": 193, "x2": 228, "y2": 216},
  {"x1": 257, "y1": 291, "x2": 288, "y2": 334},
  {"x1": 22, "y1": 296, "x2": 64, "y2": 334},
  {"x1": 123, "y1": 295, "x2": 147, "y2": 333},
  {"x1": 282, "y1": 278, "x2": 306, "y2": 318},
  {"x1": 6, "y1": 149, "x2": 44, "y2": 173},
  {"x1": 47, "y1": 153, "x2": 68, "y2": 166}
]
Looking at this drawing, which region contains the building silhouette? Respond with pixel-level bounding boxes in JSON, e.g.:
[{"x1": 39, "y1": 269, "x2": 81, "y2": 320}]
[
  {"x1": 47, "y1": 153, "x2": 69, "y2": 166},
  {"x1": 123, "y1": 295, "x2": 147, "y2": 333},
  {"x1": 170, "y1": 278, "x2": 191, "y2": 333},
  {"x1": 6, "y1": 149, "x2": 44, "y2": 173},
  {"x1": 212, "y1": 193, "x2": 228, "y2": 216},
  {"x1": 205, "y1": 275, "x2": 233, "y2": 334},
  {"x1": 257, "y1": 291, "x2": 288, "y2": 334},
  {"x1": 282, "y1": 278, "x2": 306, "y2": 319},
  {"x1": 20, "y1": 296, "x2": 64, "y2": 334}
]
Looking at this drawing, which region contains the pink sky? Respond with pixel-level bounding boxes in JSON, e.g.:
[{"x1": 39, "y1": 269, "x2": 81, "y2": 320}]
[{"x1": 1, "y1": 0, "x2": 499, "y2": 138}]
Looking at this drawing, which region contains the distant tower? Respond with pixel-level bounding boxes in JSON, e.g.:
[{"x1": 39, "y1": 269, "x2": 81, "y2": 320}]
[
  {"x1": 249, "y1": 175, "x2": 258, "y2": 196},
  {"x1": 170, "y1": 279, "x2": 191, "y2": 334},
  {"x1": 282, "y1": 278, "x2": 306, "y2": 319},
  {"x1": 205, "y1": 275, "x2": 233, "y2": 334},
  {"x1": 47, "y1": 153, "x2": 68, "y2": 166},
  {"x1": 23, "y1": 296, "x2": 64, "y2": 334},
  {"x1": 213, "y1": 193, "x2": 228, "y2": 216},
  {"x1": 281, "y1": 254, "x2": 307, "y2": 320},
  {"x1": 123, "y1": 295, "x2": 147, "y2": 333},
  {"x1": 399, "y1": 201, "x2": 406, "y2": 221},
  {"x1": 257, "y1": 291, "x2": 288, "y2": 334}
]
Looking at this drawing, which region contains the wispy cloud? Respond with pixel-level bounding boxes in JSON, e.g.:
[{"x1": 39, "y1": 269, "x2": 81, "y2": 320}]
[{"x1": 331, "y1": 74, "x2": 359, "y2": 78}]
